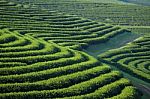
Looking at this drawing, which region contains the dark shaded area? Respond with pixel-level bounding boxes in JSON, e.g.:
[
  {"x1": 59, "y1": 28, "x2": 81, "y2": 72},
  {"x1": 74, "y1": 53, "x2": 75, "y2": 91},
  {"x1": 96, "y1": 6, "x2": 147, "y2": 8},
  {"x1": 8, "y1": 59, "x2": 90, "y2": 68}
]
[{"x1": 84, "y1": 32, "x2": 140, "y2": 57}]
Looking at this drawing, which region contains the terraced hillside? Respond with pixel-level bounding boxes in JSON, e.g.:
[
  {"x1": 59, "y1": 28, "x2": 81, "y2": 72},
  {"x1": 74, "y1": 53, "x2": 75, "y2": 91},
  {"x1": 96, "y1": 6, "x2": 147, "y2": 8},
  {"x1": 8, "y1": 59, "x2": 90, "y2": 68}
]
[
  {"x1": 0, "y1": 0, "x2": 131, "y2": 50},
  {"x1": 0, "y1": 0, "x2": 148, "y2": 99},
  {"x1": 98, "y1": 35, "x2": 150, "y2": 83},
  {"x1": 13, "y1": 0, "x2": 150, "y2": 26},
  {"x1": 30, "y1": 0, "x2": 150, "y2": 34},
  {"x1": 0, "y1": 29, "x2": 141, "y2": 98}
]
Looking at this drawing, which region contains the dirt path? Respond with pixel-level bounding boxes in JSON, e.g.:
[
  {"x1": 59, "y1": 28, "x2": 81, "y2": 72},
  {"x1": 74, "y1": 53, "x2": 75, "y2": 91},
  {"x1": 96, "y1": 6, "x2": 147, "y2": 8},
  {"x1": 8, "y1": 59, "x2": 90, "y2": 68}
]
[
  {"x1": 136, "y1": 84, "x2": 150, "y2": 96},
  {"x1": 83, "y1": 32, "x2": 149, "y2": 99}
]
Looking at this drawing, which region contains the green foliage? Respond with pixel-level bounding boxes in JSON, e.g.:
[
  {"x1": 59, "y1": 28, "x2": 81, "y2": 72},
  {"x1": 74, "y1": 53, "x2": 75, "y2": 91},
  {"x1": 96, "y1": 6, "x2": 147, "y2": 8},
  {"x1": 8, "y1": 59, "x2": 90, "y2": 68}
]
[
  {"x1": 0, "y1": 28, "x2": 140, "y2": 98},
  {"x1": 0, "y1": 0, "x2": 142, "y2": 98},
  {"x1": 98, "y1": 35, "x2": 150, "y2": 82},
  {"x1": 0, "y1": 0, "x2": 131, "y2": 50}
]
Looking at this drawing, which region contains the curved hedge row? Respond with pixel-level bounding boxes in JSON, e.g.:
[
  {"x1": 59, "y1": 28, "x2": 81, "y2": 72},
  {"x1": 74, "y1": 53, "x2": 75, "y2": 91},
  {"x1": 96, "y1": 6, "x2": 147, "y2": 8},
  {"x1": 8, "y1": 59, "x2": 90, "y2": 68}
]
[
  {"x1": 0, "y1": 0, "x2": 129, "y2": 50},
  {"x1": 0, "y1": 28, "x2": 141, "y2": 98},
  {"x1": 0, "y1": 0, "x2": 141, "y2": 98},
  {"x1": 98, "y1": 35, "x2": 150, "y2": 83}
]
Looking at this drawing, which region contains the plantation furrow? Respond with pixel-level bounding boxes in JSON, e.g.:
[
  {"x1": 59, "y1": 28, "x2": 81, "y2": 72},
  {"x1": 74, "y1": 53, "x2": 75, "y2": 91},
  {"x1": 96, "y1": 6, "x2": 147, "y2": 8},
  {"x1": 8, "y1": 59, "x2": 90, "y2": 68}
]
[
  {"x1": 58, "y1": 78, "x2": 133, "y2": 99},
  {"x1": 50, "y1": 29, "x2": 125, "y2": 44},
  {"x1": 0, "y1": 53, "x2": 97, "y2": 83},
  {"x1": 99, "y1": 47, "x2": 150, "y2": 59},
  {"x1": 0, "y1": 34, "x2": 16, "y2": 44},
  {"x1": 0, "y1": 62, "x2": 27, "y2": 68},
  {"x1": 80, "y1": 23, "x2": 105, "y2": 30},
  {"x1": 32, "y1": 33, "x2": 70, "y2": 38},
  {"x1": 137, "y1": 61, "x2": 150, "y2": 74},
  {"x1": 0, "y1": 0, "x2": 131, "y2": 50},
  {"x1": 118, "y1": 55, "x2": 150, "y2": 65},
  {"x1": 0, "y1": 39, "x2": 41, "y2": 52},
  {"x1": 107, "y1": 86, "x2": 139, "y2": 99},
  {"x1": 0, "y1": 71, "x2": 124, "y2": 99},
  {"x1": 98, "y1": 35, "x2": 150, "y2": 83},
  {"x1": 87, "y1": 25, "x2": 113, "y2": 33},
  {"x1": 0, "y1": 38, "x2": 29, "y2": 47},
  {"x1": 0, "y1": 0, "x2": 142, "y2": 98},
  {"x1": 127, "y1": 59, "x2": 150, "y2": 72},
  {"x1": 0, "y1": 47, "x2": 71, "y2": 63},
  {"x1": 0, "y1": 50, "x2": 84, "y2": 75},
  {"x1": 0, "y1": 65, "x2": 111, "y2": 93},
  {"x1": 42, "y1": 34, "x2": 97, "y2": 41},
  {"x1": 108, "y1": 51, "x2": 150, "y2": 63}
]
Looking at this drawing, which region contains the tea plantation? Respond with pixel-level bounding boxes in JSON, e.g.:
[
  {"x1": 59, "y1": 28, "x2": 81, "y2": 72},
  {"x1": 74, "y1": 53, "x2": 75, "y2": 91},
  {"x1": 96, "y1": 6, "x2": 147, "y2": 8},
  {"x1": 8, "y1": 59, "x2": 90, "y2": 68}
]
[{"x1": 0, "y1": 0, "x2": 149, "y2": 99}]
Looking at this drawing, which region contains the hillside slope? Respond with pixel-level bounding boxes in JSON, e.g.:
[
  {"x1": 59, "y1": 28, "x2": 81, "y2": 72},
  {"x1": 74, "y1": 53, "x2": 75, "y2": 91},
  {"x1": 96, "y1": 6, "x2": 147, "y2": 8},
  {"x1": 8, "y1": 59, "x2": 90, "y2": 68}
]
[
  {"x1": 0, "y1": 0, "x2": 130, "y2": 50},
  {"x1": 0, "y1": 28, "x2": 141, "y2": 99}
]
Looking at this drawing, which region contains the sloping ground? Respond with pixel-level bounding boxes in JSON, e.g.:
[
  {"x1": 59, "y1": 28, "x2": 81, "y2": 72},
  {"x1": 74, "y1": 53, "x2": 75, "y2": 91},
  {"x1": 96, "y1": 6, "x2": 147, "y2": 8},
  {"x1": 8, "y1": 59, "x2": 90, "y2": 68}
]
[
  {"x1": 98, "y1": 35, "x2": 150, "y2": 83},
  {"x1": 0, "y1": 0, "x2": 145, "y2": 99},
  {"x1": 16, "y1": 0, "x2": 150, "y2": 26},
  {"x1": 0, "y1": 29, "x2": 141, "y2": 98},
  {"x1": 0, "y1": 0, "x2": 128, "y2": 50},
  {"x1": 8, "y1": 0, "x2": 150, "y2": 36}
]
